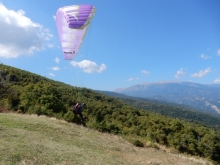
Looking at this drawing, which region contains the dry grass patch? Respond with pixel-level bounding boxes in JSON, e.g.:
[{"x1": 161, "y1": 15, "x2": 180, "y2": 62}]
[{"x1": 0, "y1": 113, "x2": 214, "y2": 165}]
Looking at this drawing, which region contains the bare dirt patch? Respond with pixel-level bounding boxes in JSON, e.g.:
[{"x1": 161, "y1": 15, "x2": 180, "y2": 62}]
[{"x1": 0, "y1": 107, "x2": 9, "y2": 113}]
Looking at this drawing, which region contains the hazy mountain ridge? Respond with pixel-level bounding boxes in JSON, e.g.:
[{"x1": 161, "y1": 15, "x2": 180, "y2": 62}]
[{"x1": 114, "y1": 82, "x2": 220, "y2": 116}]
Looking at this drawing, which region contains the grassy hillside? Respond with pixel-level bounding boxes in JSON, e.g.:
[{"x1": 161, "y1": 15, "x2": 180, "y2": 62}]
[
  {"x1": 0, "y1": 113, "x2": 213, "y2": 165},
  {"x1": 1, "y1": 63, "x2": 220, "y2": 164}
]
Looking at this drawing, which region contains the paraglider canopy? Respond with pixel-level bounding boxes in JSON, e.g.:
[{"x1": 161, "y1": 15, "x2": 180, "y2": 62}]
[{"x1": 56, "y1": 5, "x2": 96, "y2": 60}]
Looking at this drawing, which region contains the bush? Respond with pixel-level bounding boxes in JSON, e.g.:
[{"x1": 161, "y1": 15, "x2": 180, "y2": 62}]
[
  {"x1": 132, "y1": 139, "x2": 144, "y2": 147},
  {"x1": 64, "y1": 111, "x2": 74, "y2": 122}
]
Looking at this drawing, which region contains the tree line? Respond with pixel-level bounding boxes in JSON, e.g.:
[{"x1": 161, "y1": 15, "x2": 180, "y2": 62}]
[{"x1": 0, "y1": 63, "x2": 220, "y2": 164}]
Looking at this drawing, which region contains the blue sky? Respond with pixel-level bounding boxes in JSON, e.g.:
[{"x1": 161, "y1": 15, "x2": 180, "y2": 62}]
[{"x1": 0, "y1": 0, "x2": 220, "y2": 91}]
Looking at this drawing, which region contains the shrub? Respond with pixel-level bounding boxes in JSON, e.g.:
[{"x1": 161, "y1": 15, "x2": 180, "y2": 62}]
[{"x1": 132, "y1": 139, "x2": 144, "y2": 147}]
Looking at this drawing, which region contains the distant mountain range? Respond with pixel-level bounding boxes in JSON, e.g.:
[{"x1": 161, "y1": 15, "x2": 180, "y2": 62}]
[{"x1": 114, "y1": 82, "x2": 220, "y2": 116}]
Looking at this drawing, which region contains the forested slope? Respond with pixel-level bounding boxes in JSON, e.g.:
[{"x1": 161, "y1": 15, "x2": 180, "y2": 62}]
[
  {"x1": 99, "y1": 90, "x2": 220, "y2": 129},
  {"x1": 0, "y1": 63, "x2": 220, "y2": 164}
]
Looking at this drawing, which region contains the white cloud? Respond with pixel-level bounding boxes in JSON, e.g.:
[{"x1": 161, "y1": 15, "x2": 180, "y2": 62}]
[
  {"x1": 47, "y1": 43, "x2": 53, "y2": 48},
  {"x1": 54, "y1": 57, "x2": 60, "y2": 64},
  {"x1": 128, "y1": 78, "x2": 134, "y2": 81},
  {"x1": 128, "y1": 77, "x2": 139, "y2": 81},
  {"x1": 217, "y1": 49, "x2": 220, "y2": 56},
  {"x1": 49, "y1": 66, "x2": 60, "y2": 71},
  {"x1": 190, "y1": 67, "x2": 211, "y2": 78},
  {"x1": 141, "y1": 70, "x2": 151, "y2": 75},
  {"x1": 175, "y1": 68, "x2": 186, "y2": 78},
  {"x1": 53, "y1": 15, "x2": 56, "y2": 21},
  {"x1": 70, "y1": 60, "x2": 106, "y2": 73},
  {"x1": 0, "y1": 3, "x2": 53, "y2": 58},
  {"x1": 49, "y1": 73, "x2": 55, "y2": 76},
  {"x1": 214, "y1": 78, "x2": 220, "y2": 83},
  {"x1": 200, "y1": 53, "x2": 211, "y2": 59}
]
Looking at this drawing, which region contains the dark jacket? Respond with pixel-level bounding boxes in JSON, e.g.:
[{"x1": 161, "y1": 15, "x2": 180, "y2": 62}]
[{"x1": 72, "y1": 103, "x2": 86, "y2": 120}]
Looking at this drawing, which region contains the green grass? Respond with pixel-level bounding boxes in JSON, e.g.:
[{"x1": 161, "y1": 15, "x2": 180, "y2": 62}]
[{"x1": 0, "y1": 113, "x2": 214, "y2": 165}]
